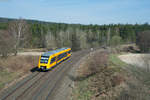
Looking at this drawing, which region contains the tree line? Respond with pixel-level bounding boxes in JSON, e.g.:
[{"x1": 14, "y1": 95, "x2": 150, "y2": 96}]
[{"x1": 0, "y1": 18, "x2": 150, "y2": 57}]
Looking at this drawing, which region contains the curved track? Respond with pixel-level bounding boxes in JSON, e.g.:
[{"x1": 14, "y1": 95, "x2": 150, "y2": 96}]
[{"x1": 0, "y1": 50, "x2": 90, "y2": 100}]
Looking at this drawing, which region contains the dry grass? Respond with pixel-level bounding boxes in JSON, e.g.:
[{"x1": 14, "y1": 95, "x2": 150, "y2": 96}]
[
  {"x1": 73, "y1": 51, "x2": 126, "y2": 100},
  {"x1": 0, "y1": 55, "x2": 38, "y2": 90},
  {"x1": 0, "y1": 56, "x2": 38, "y2": 73},
  {"x1": 72, "y1": 47, "x2": 150, "y2": 100}
]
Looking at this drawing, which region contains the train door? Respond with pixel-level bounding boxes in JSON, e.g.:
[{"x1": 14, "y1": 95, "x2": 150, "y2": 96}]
[{"x1": 49, "y1": 56, "x2": 57, "y2": 68}]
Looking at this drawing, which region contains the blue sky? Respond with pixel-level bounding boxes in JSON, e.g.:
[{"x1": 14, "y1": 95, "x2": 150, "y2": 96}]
[{"x1": 0, "y1": 0, "x2": 150, "y2": 25}]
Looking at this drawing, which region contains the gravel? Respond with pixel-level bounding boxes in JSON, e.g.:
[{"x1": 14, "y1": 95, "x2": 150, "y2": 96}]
[{"x1": 119, "y1": 53, "x2": 150, "y2": 68}]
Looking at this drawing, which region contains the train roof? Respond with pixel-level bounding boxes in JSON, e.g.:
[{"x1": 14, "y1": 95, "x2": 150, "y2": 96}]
[{"x1": 41, "y1": 48, "x2": 70, "y2": 57}]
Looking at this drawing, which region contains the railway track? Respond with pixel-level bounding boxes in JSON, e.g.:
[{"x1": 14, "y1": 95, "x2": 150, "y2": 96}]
[
  {"x1": 0, "y1": 72, "x2": 40, "y2": 100},
  {"x1": 0, "y1": 50, "x2": 90, "y2": 100}
]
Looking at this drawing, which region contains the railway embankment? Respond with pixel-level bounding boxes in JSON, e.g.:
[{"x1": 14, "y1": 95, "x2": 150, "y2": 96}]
[
  {"x1": 0, "y1": 52, "x2": 41, "y2": 92},
  {"x1": 71, "y1": 48, "x2": 150, "y2": 100}
]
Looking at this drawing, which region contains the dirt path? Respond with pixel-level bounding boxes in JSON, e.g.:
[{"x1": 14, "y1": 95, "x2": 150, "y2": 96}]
[
  {"x1": 18, "y1": 52, "x2": 44, "y2": 56},
  {"x1": 119, "y1": 53, "x2": 150, "y2": 68}
]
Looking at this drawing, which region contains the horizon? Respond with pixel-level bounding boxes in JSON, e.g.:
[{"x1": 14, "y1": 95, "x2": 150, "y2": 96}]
[
  {"x1": 0, "y1": 17, "x2": 149, "y2": 26},
  {"x1": 0, "y1": 0, "x2": 150, "y2": 25}
]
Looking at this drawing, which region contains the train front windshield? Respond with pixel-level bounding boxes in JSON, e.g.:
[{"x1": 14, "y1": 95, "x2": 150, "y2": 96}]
[{"x1": 40, "y1": 56, "x2": 49, "y2": 64}]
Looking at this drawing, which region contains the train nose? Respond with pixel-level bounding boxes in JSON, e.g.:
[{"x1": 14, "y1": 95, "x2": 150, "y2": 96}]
[{"x1": 40, "y1": 66, "x2": 47, "y2": 71}]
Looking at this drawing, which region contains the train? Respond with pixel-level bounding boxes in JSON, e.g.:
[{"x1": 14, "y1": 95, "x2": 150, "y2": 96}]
[{"x1": 38, "y1": 48, "x2": 71, "y2": 71}]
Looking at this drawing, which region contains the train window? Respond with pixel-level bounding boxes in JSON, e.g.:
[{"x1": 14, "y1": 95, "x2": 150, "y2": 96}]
[
  {"x1": 68, "y1": 50, "x2": 71, "y2": 54},
  {"x1": 58, "y1": 52, "x2": 67, "y2": 60},
  {"x1": 58, "y1": 54, "x2": 62, "y2": 60},
  {"x1": 64, "y1": 52, "x2": 67, "y2": 57},
  {"x1": 50, "y1": 57, "x2": 56, "y2": 64},
  {"x1": 65, "y1": 52, "x2": 67, "y2": 56},
  {"x1": 63, "y1": 52, "x2": 66, "y2": 57},
  {"x1": 40, "y1": 56, "x2": 49, "y2": 64}
]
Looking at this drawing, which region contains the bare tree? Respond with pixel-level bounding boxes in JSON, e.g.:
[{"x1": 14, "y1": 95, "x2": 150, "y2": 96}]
[
  {"x1": 107, "y1": 28, "x2": 111, "y2": 46},
  {"x1": 136, "y1": 30, "x2": 150, "y2": 53},
  {"x1": 57, "y1": 30, "x2": 65, "y2": 47},
  {"x1": 0, "y1": 30, "x2": 14, "y2": 57},
  {"x1": 8, "y1": 18, "x2": 29, "y2": 55},
  {"x1": 79, "y1": 30, "x2": 89, "y2": 49},
  {"x1": 45, "y1": 30, "x2": 57, "y2": 50}
]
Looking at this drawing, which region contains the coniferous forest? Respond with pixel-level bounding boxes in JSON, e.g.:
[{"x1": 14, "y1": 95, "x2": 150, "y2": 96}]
[{"x1": 0, "y1": 17, "x2": 150, "y2": 53}]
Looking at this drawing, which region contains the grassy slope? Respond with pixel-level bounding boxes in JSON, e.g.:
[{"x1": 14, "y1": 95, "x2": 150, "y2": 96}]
[
  {"x1": 0, "y1": 56, "x2": 38, "y2": 91},
  {"x1": 0, "y1": 70, "x2": 19, "y2": 89},
  {"x1": 72, "y1": 51, "x2": 150, "y2": 100},
  {"x1": 72, "y1": 78, "x2": 94, "y2": 100},
  {"x1": 72, "y1": 51, "x2": 126, "y2": 100}
]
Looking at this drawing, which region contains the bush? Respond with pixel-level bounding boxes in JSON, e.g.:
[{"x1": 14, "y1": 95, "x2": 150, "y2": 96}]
[
  {"x1": 110, "y1": 36, "x2": 122, "y2": 47},
  {"x1": 78, "y1": 51, "x2": 109, "y2": 78}
]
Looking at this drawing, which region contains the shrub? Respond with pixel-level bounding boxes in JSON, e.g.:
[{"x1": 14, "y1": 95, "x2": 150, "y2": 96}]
[
  {"x1": 110, "y1": 35, "x2": 122, "y2": 47},
  {"x1": 79, "y1": 51, "x2": 109, "y2": 78}
]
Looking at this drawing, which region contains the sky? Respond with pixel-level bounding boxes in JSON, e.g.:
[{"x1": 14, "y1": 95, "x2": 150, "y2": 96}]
[{"x1": 0, "y1": 0, "x2": 150, "y2": 25}]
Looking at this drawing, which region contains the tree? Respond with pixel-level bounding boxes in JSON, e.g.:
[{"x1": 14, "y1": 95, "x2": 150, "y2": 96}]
[
  {"x1": 71, "y1": 29, "x2": 80, "y2": 51},
  {"x1": 79, "y1": 30, "x2": 89, "y2": 49},
  {"x1": 8, "y1": 18, "x2": 29, "y2": 55},
  {"x1": 63, "y1": 27, "x2": 72, "y2": 47},
  {"x1": 45, "y1": 30, "x2": 57, "y2": 50},
  {"x1": 110, "y1": 35, "x2": 122, "y2": 47},
  {"x1": 107, "y1": 28, "x2": 111, "y2": 46},
  {"x1": 136, "y1": 30, "x2": 150, "y2": 53},
  {"x1": 0, "y1": 30, "x2": 14, "y2": 57}
]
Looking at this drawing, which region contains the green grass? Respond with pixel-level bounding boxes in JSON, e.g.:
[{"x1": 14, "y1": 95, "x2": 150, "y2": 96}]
[
  {"x1": 110, "y1": 54, "x2": 150, "y2": 95},
  {"x1": 127, "y1": 65, "x2": 150, "y2": 89},
  {"x1": 72, "y1": 77, "x2": 94, "y2": 100},
  {"x1": 109, "y1": 54, "x2": 128, "y2": 68}
]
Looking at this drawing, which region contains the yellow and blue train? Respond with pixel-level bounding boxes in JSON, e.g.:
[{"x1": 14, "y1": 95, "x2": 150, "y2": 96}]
[{"x1": 38, "y1": 48, "x2": 71, "y2": 71}]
